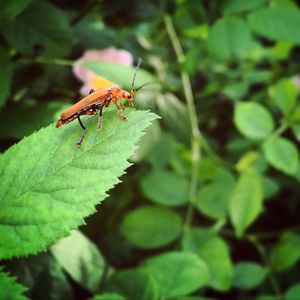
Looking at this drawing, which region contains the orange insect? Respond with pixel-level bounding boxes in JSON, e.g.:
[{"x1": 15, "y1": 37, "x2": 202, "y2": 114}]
[{"x1": 56, "y1": 58, "x2": 144, "y2": 146}]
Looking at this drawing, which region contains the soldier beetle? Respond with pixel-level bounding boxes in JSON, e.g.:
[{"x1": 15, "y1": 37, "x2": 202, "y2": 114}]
[{"x1": 56, "y1": 58, "x2": 146, "y2": 146}]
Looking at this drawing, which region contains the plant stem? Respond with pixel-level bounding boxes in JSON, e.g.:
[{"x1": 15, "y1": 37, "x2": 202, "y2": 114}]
[
  {"x1": 164, "y1": 15, "x2": 201, "y2": 228},
  {"x1": 17, "y1": 57, "x2": 74, "y2": 66}
]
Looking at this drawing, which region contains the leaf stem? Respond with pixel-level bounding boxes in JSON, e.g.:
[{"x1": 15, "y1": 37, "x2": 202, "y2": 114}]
[
  {"x1": 164, "y1": 15, "x2": 201, "y2": 228},
  {"x1": 17, "y1": 56, "x2": 74, "y2": 66}
]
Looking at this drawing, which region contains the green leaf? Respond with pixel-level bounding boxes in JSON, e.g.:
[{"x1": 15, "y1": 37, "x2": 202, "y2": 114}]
[
  {"x1": 105, "y1": 269, "x2": 158, "y2": 300},
  {"x1": 271, "y1": 232, "x2": 300, "y2": 271},
  {"x1": 0, "y1": 267, "x2": 28, "y2": 300},
  {"x1": 233, "y1": 262, "x2": 266, "y2": 290},
  {"x1": 268, "y1": 78, "x2": 297, "y2": 115},
  {"x1": 263, "y1": 137, "x2": 299, "y2": 175},
  {"x1": 121, "y1": 205, "x2": 182, "y2": 249},
  {"x1": 196, "y1": 170, "x2": 236, "y2": 219},
  {"x1": 144, "y1": 251, "x2": 209, "y2": 298},
  {"x1": 51, "y1": 230, "x2": 105, "y2": 293},
  {"x1": 248, "y1": 7, "x2": 300, "y2": 44},
  {"x1": 261, "y1": 176, "x2": 280, "y2": 199},
  {"x1": 0, "y1": 1, "x2": 73, "y2": 57},
  {"x1": 182, "y1": 228, "x2": 233, "y2": 291},
  {"x1": 84, "y1": 61, "x2": 157, "y2": 93},
  {"x1": 91, "y1": 294, "x2": 125, "y2": 300},
  {"x1": 0, "y1": 47, "x2": 13, "y2": 108},
  {"x1": 285, "y1": 283, "x2": 300, "y2": 300},
  {"x1": 140, "y1": 170, "x2": 189, "y2": 206},
  {"x1": 206, "y1": 17, "x2": 253, "y2": 61},
  {"x1": 0, "y1": 0, "x2": 31, "y2": 19},
  {"x1": 234, "y1": 102, "x2": 274, "y2": 140},
  {"x1": 0, "y1": 109, "x2": 158, "y2": 259},
  {"x1": 222, "y1": 0, "x2": 267, "y2": 14},
  {"x1": 0, "y1": 101, "x2": 70, "y2": 139},
  {"x1": 229, "y1": 169, "x2": 263, "y2": 237}
]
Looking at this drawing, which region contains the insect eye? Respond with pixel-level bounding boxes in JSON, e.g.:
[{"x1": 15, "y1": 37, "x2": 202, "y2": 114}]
[{"x1": 128, "y1": 94, "x2": 131, "y2": 99}]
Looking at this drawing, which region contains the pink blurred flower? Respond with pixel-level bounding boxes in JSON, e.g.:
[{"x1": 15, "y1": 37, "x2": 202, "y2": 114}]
[
  {"x1": 292, "y1": 75, "x2": 300, "y2": 93},
  {"x1": 73, "y1": 48, "x2": 133, "y2": 95}
]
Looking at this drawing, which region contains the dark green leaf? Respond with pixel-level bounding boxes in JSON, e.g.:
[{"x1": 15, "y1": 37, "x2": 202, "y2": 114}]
[
  {"x1": 0, "y1": 110, "x2": 158, "y2": 259},
  {"x1": 0, "y1": 47, "x2": 13, "y2": 108},
  {"x1": 0, "y1": 0, "x2": 31, "y2": 20},
  {"x1": 0, "y1": 1, "x2": 73, "y2": 57},
  {"x1": 233, "y1": 262, "x2": 266, "y2": 290},
  {"x1": 91, "y1": 294, "x2": 125, "y2": 300},
  {"x1": 285, "y1": 283, "x2": 300, "y2": 300},
  {"x1": 140, "y1": 170, "x2": 189, "y2": 206},
  {"x1": 121, "y1": 205, "x2": 182, "y2": 249},
  {"x1": 222, "y1": 0, "x2": 267, "y2": 14}
]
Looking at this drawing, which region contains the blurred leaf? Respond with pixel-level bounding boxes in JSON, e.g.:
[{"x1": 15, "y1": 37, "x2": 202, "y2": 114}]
[
  {"x1": 229, "y1": 169, "x2": 263, "y2": 237},
  {"x1": 206, "y1": 17, "x2": 253, "y2": 61},
  {"x1": 84, "y1": 61, "x2": 157, "y2": 92},
  {"x1": 51, "y1": 230, "x2": 105, "y2": 293},
  {"x1": 263, "y1": 136, "x2": 299, "y2": 175},
  {"x1": 292, "y1": 124, "x2": 300, "y2": 141},
  {"x1": 0, "y1": 110, "x2": 158, "y2": 259},
  {"x1": 144, "y1": 251, "x2": 209, "y2": 298},
  {"x1": 0, "y1": 267, "x2": 28, "y2": 300},
  {"x1": 0, "y1": 47, "x2": 13, "y2": 108},
  {"x1": 255, "y1": 295, "x2": 277, "y2": 300},
  {"x1": 198, "y1": 157, "x2": 221, "y2": 181},
  {"x1": 234, "y1": 102, "x2": 274, "y2": 140},
  {"x1": 233, "y1": 262, "x2": 266, "y2": 290},
  {"x1": 131, "y1": 120, "x2": 161, "y2": 162},
  {"x1": 196, "y1": 170, "x2": 236, "y2": 219},
  {"x1": 268, "y1": 78, "x2": 297, "y2": 115},
  {"x1": 121, "y1": 205, "x2": 182, "y2": 249},
  {"x1": 157, "y1": 93, "x2": 191, "y2": 144},
  {"x1": 0, "y1": 101, "x2": 70, "y2": 139},
  {"x1": 91, "y1": 294, "x2": 125, "y2": 300},
  {"x1": 0, "y1": 0, "x2": 31, "y2": 19},
  {"x1": 261, "y1": 176, "x2": 280, "y2": 199},
  {"x1": 271, "y1": 232, "x2": 300, "y2": 271},
  {"x1": 105, "y1": 269, "x2": 158, "y2": 300},
  {"x1": 140, "y1": 170, "x2": 189, "y2": 206},
  {"x1": 222, "y1": 0, "x2": 267, "y2": 14},
  {"x1": 182, "y1": 228, "x2": 233, "y2": 291},
  {"x1": 285, "y1": 283, "x2": 300, "y2": 300},
  {"x1": 0, "y1": 1, "x2": 73, "y2": 57},
  {"x1": 248, "y1": 7, "x2": 300, "y2": 44}
]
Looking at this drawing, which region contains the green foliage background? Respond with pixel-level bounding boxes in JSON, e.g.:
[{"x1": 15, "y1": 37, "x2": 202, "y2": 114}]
[{"x1": 1, "y1": 0, "x2": 300, "y2": 299}]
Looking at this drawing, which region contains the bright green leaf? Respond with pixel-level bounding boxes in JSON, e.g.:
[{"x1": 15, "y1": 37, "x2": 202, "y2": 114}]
[
  {"x1": 233, "y1": 262, "x2": 266, "y2": 290},
  {"x1": 105, "y1": 269, "x2": 158, "y2": 300},
  {"x1": 261, "y1": 176, "x2": 280, "y2": 199},
  {"x1": 144, "y1": 251, "x2": 209, "y2": 298},
  {"x1": 51, "y1": 230, "x2": 105, "y2": 293},
  {"x1": 263, "y1": 137, "x2": 299, "y2": 175},
  {"x1": 234, "y1": 102, "x2": 274, "y2": 140},
  {"x1": 121, "y1": 205, "x2": 182, "y2": 249},
  {"x1": 285, "y1": 283, "x2": 300, "y2": 300},
  {"x1": 0, "y1": 267, "x2": 28, "y2": 300},
  {"x1": 0, "y1": 0, "x2": 31, "y2": 19},
  {"x1": 207, "y1": 17, "x2": 253, "y2": 61},
  {"x1": 229, "y1": 169, "x2": 263, "y2": 237},
  {"x1": 140, "y1": 170, "x2": 189, "y2": 206},
  {"x1": 0, "y1": 1, "x2": 73, "y2": 57},
  {"x1": 268, "y1": 78, "x2": 297, "y2": 115},
  {"x1": 271, "y1": 232, "x2": 300, "y2": 271},
  {"x1": 182, "y1": 228, "x2": 233, "y2": 291},
  {"x1": 0, "y1": 47, "x2": 13, "y2": 108},
  {"x1": 0, "y1": 110, "x2": 158, "y2": 259},
  {"x1": 248, "y1": 7, "x2": 300, "y2": 44}
]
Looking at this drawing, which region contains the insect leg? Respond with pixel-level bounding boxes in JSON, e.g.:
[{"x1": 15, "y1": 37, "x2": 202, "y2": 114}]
[
  {"x1": 76, "y1": 115, "x2": 86, "y2": 146},
  {"x1": 113, "y1": 98, "x2": 127, "y2": 120},
  {"x1": 89, "y1": 89, "x2": 95, "y2": 94},
  {"x1": 97, "y1": 103, "x2": 105, "y2": 130},
  {"x1": 120, "y1": 98, "x2": 125, "y2": 110}
]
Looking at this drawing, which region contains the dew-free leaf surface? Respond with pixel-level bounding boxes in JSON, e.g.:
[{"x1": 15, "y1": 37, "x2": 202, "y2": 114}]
[{"x1": 0, "y1": 109, "x2": 158, "y2": 259}]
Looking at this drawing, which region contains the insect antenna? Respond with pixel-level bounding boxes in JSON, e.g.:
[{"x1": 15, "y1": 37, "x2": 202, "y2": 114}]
[
  {"x1": 131, "y1": 57, "x2": 142, "y2": 92},
  {"x1": 135, "y1": 80, "x2": 159, "y2": 92}
]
